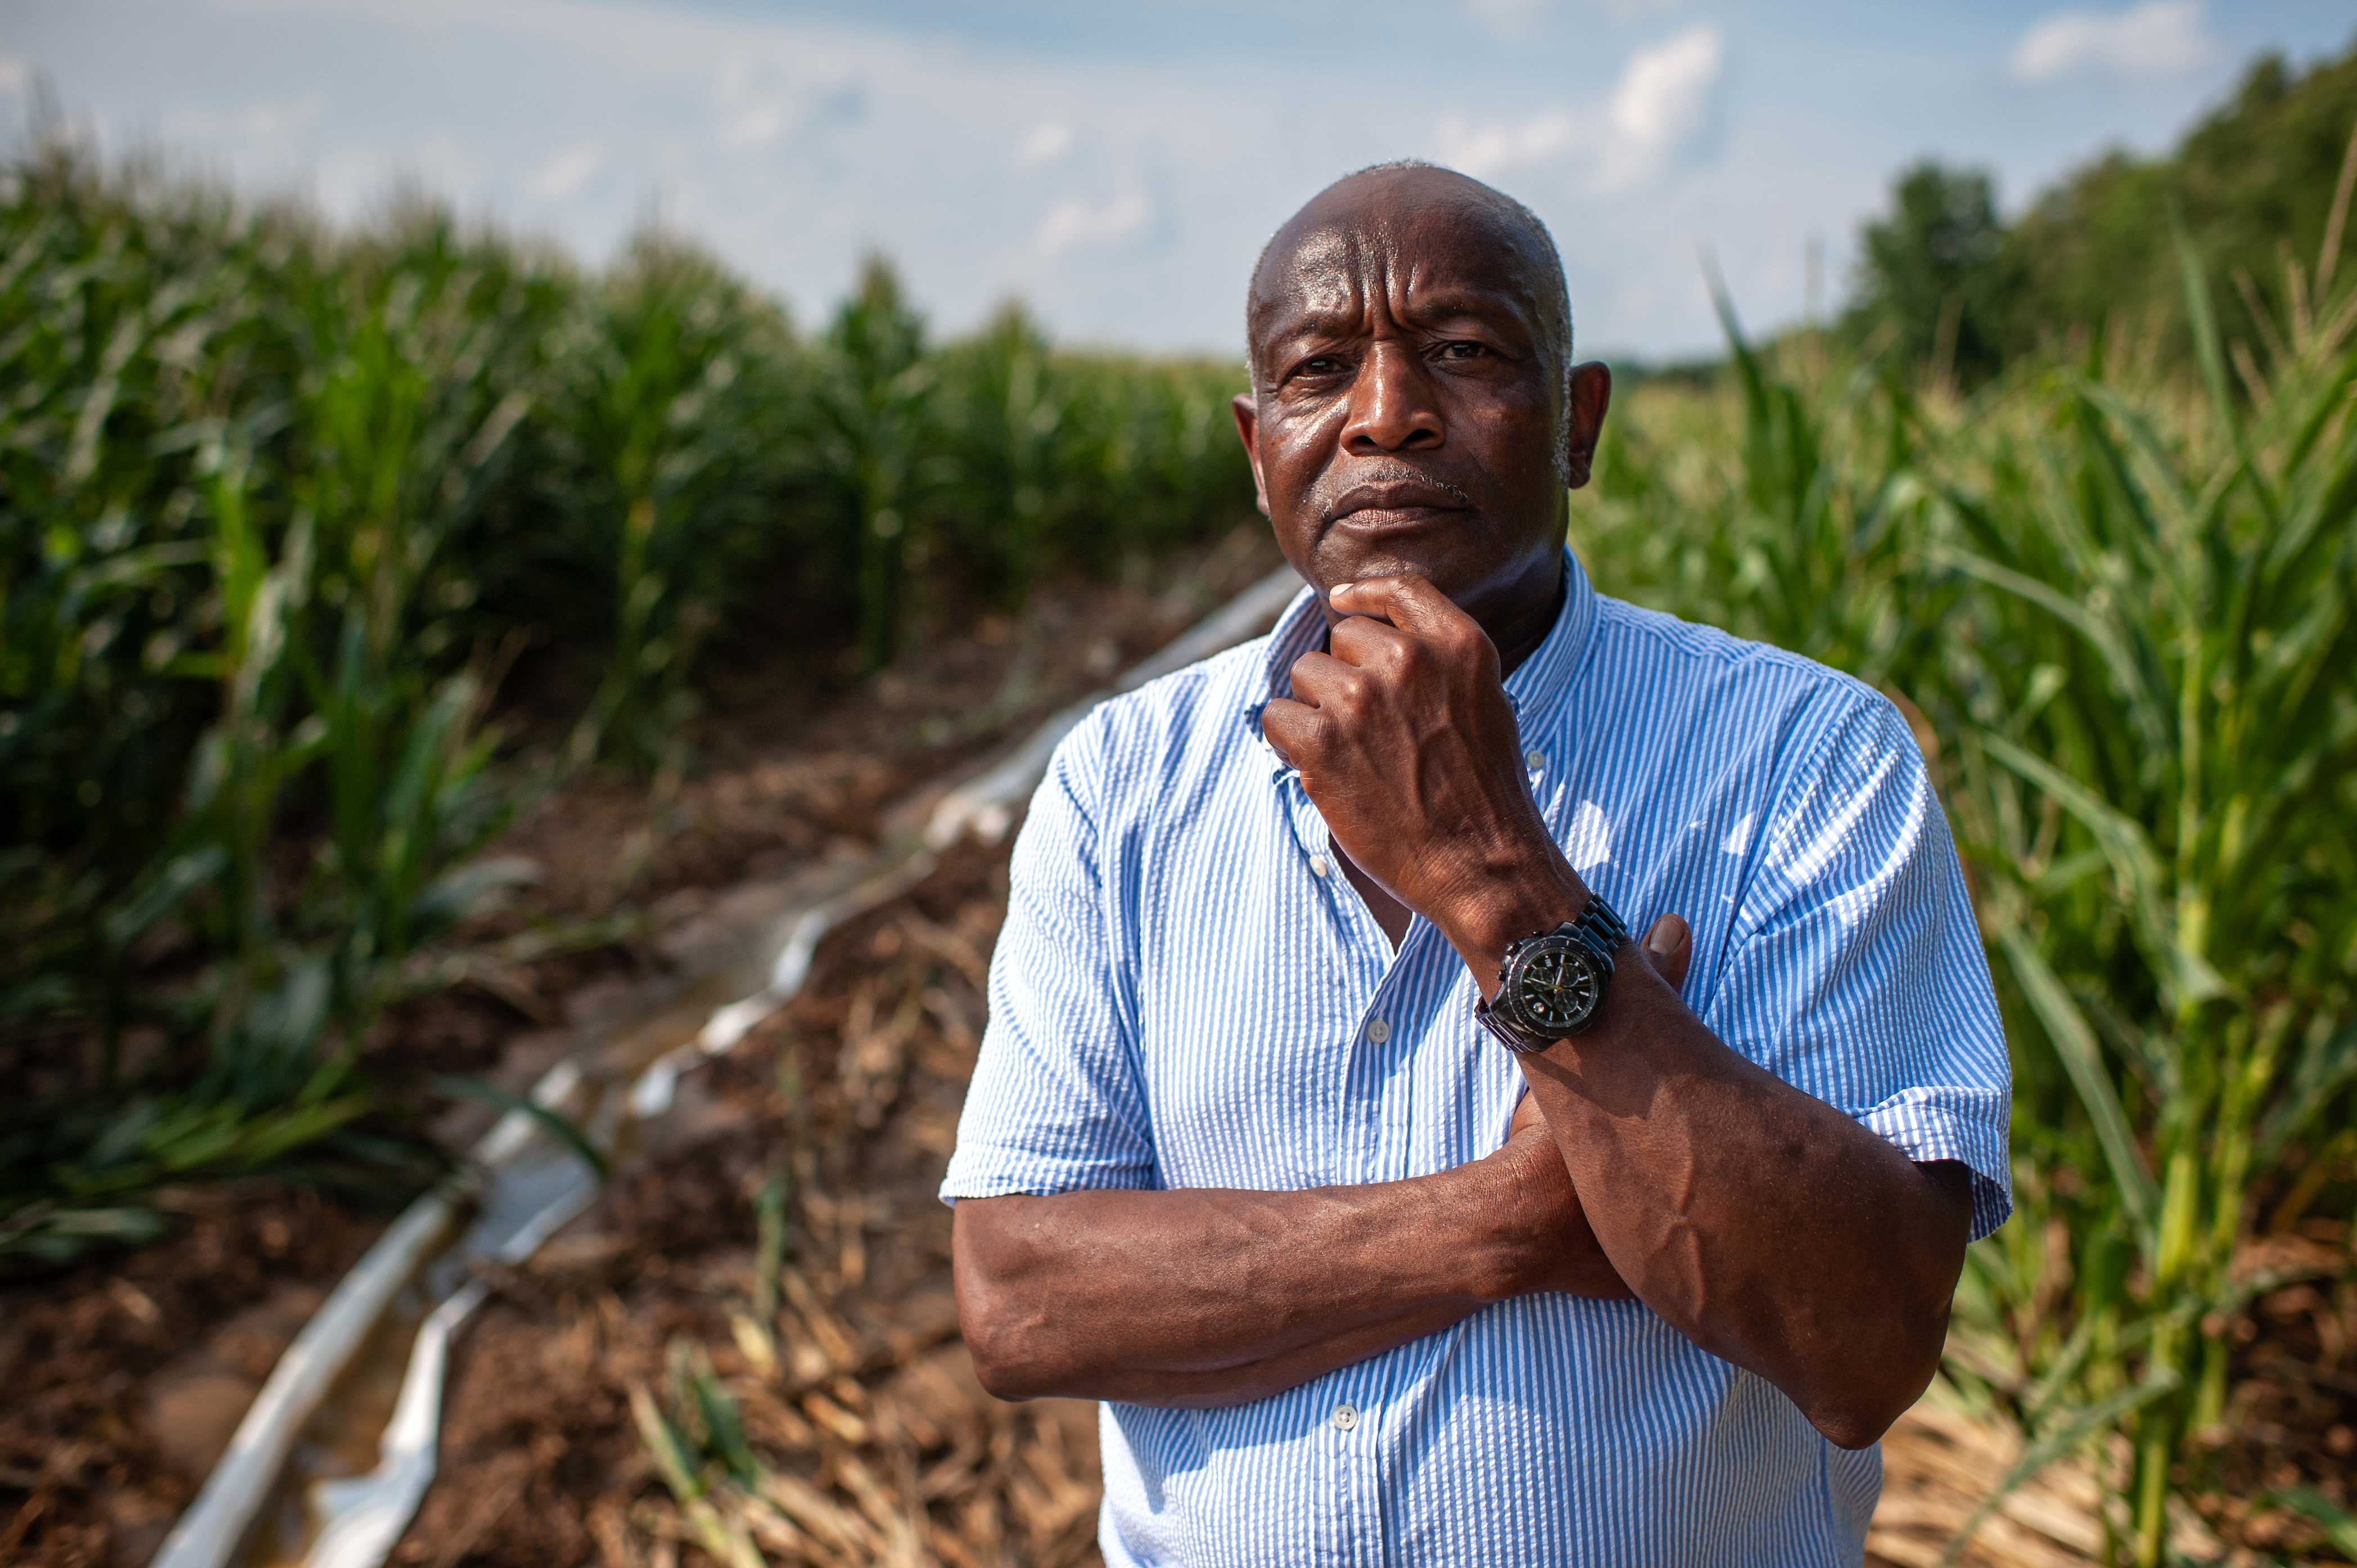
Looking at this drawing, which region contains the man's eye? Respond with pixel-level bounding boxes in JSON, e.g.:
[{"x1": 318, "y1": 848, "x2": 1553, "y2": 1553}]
[
  {"x1": 1298, "y1": 356, "x2": 1347, "y2": 376},
  {"x1": 1440, "y1": 341, "x2": 1490, "y2": 360}
]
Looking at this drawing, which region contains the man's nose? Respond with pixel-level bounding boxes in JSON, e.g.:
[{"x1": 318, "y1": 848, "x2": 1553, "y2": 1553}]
[{"x1": 1340, "y1": 343, "x2": 1442, "y2": 454}]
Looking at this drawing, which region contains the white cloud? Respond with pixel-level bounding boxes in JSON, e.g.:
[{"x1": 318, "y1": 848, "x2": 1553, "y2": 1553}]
[
  {"x1": 0, "y1": 57, "x2": 30, "y2": 95},
  {"x1": 1035, "y1": 188, "x2": 1150, "y2": 256},
  {"x1": 1435, "y1": 111, "x2": 1578, "y2": 180},
  {"x1": 2010, "y1": 0, "x2": 2215, "y2": 83},
  {"x1": 1599, "y1": 23, "x2": 1724, "y2": 189},
  {"x1": 719, "y1": 101, "x2": 791, "y2": 148},
  {"x1": 1018, "y1": 121, "x2": 1073, "y2": 168},
  {"x1": 1436, "y1": 23, "x2": 1722, "y2": 192},
  {"x1": 526, "y1": 141, "x2": 603, "y2": 200}
]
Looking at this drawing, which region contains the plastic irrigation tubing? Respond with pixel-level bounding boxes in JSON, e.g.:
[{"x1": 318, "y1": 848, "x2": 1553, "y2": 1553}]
[{"x1": 150, "y1": 562, "x2": 1303, "y2": 1568}]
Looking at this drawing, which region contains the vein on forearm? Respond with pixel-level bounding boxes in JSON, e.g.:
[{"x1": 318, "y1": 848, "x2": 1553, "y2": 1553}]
[
  {"x1": 1517, "y1": 960, "x2": 1968, "y2": 1444},
  {"x1": 956, "y1": 1164, "x2": 1510, "y2": 1401}
]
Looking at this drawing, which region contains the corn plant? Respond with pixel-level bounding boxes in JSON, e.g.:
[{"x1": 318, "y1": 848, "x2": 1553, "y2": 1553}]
[
  {"x1": 560, "y1": 237, "x2": 801, "y2": 768},
  {"x1": 811, "y1": 256, "x2": 933, "y2": 672},
  {"x1": 936, "y1": 304, "x2": 1064, "y2": 605},
  {"x1": 1578, "y1": 236, "x2": 2357, "y2": 1556},
  {"x1": 1584, "y1": 302, "x2": 1947, "y2": 694},
  {"x1": 0, "y1": 176, "x2": 540, "y2": 1262},
  {"x1": 2, "y1": 143, "x2": 1261, "y2": 1266},
  {"x1": 1928, "y1": 236, "x2": 2357, "y2": 1563}
]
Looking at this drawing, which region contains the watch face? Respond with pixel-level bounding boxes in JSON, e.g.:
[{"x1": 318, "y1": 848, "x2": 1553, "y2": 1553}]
[{"x1": 1512, "y1": 937, "x2": 1604, "y2": 1034}]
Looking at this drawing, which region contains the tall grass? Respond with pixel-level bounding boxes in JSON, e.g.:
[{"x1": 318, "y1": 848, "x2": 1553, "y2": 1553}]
[
  {"x1": 1587, "y1": 237, "x2": 2357, "y2": 1556},
  {"x1": 0, "y1": 143, "x2": 1256, "y2": 1264}
]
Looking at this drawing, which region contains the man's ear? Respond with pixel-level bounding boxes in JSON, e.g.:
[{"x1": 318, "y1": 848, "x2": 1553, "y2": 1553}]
[
  {"x1": 1562, "y1": 361, "x2": 1612, "y2": 491},
  {"x1": 1231, "y1": 391, "x2": 1271, "y2": 518}
]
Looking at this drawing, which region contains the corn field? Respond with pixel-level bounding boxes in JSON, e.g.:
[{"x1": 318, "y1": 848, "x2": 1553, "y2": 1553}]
[
  {"x1": 0, "y1": 143, "x2": 1254, "y2": 1267},
  {"x1": 6, "y1": 133, "x2": 2357, "y2": 1562},
  {"x1": 1580, "y1": 223, "x2": 2357, "y2": 1557}
]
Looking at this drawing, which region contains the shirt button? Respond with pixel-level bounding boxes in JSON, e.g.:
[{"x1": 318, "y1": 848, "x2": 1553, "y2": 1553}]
[
  {"x1": 1524, "y1": 747, "x2": 1546, "y2": 771},
  {"x1": 1331, "y1": 1402, "x2": 1358, "y2": 1431},
  {"x1": 1366, "y1": 1018, "x2": 1390, "y2": 1043},
  {"x1": 1308, "y1": 854, "x2": 1330, "y2": 878}
]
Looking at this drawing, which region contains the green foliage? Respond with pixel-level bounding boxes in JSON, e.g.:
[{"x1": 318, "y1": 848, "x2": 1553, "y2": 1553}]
[
  {"x1": 0, "y1": 143, "x2": 1255, "y2": 1265},
  {"x1": 1846, "y1": 33, "x2": 2357, "y2": 377},
  {"x1": 558, "y1": 237, "x2": 803, "y2": 766},
  {"x1": 1846, "y1": 162, "x2": 2022, "y2": 383},
  {"x1": 2011, "y1": 41, "x2": 2357, "y2": 364},
  {"x1": 1938, "y1": 237, "x2": 2356, "y2": 1566},
  {"x1": 1599, "y1": 287, "x2": 1942, "y2": 683},
  {"x1": 1590, "y1": 240, "x2": 2357, "y2": 1560},
  {"x1": 810, "y1": 256, "x2": 934, "y2": 674}
]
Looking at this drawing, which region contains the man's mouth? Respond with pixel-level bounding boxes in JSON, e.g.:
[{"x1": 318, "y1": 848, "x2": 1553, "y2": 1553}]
[{"x1": 1325, "y1": 478, "x2": 1475, "y2": 530}]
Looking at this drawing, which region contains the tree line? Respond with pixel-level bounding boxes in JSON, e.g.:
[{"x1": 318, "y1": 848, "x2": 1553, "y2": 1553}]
[{"x1": 1845, "y1": 34, "x2": 2357, "y2": 381}]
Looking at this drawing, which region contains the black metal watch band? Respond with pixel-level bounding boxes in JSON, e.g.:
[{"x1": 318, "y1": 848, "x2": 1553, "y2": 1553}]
[
  {"x1": 1568, "y1": 893, "x2": 1628, "y2": 959},
  {"x1": 1474, "y1": 992, "x2": 1557, "y2": 1054}
]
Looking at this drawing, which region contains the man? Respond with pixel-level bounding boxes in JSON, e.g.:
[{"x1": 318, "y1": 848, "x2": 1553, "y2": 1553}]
[{"x1": 942, "y1": 162, "x2": 2011, "y2": 1567}]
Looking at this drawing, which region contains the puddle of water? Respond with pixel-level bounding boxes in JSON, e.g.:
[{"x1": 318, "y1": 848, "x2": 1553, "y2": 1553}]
[{"x1": 242, "y1": 1294, "x2": 432, "y2": 1568}]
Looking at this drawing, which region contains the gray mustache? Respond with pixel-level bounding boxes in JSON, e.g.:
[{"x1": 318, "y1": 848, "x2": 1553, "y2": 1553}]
[{"x1": 1318, "y1": 463, "x2": 1475, "y2": 521}]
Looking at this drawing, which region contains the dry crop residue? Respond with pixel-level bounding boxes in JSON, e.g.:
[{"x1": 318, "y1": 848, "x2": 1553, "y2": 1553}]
[{"x1": 400, "y1": 843, "x2": 1105, "y2": 1568}]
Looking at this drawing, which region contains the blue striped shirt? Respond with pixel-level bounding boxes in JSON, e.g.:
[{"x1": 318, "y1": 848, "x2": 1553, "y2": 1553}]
[{"x1": 943, "y1": 545, "x2": 2012, "y2": 1567}]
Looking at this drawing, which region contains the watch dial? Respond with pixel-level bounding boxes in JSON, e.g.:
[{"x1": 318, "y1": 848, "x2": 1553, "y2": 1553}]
[{"x1": 1516, "y1": 939, "x2": 1601, "y2": 1033}]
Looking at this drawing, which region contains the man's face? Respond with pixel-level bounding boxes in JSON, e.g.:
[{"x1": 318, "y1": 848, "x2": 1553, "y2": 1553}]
[{"x1": 1233, "y1": 173, "x2": 1608, "y2": 626}]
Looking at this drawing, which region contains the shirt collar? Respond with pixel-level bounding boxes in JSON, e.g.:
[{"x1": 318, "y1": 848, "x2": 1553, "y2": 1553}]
[{"x1": 1248, "y1": 544, "x2": 1599, "y2": 739}]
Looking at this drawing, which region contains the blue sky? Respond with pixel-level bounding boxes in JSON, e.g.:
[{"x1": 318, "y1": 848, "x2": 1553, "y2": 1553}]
[{"x1": 3, "y1": 0, "x2": 2351, "y2": 358}]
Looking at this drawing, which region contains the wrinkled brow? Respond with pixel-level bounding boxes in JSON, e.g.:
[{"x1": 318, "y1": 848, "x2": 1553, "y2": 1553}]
[{"x1": 1263, "y1": 288, "x2": 1538, "y2": 345}]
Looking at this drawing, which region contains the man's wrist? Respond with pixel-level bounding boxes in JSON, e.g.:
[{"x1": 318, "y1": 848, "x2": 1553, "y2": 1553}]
[{"x1": 1434, "y1": 846, "x2": 1591, "y2": 998}]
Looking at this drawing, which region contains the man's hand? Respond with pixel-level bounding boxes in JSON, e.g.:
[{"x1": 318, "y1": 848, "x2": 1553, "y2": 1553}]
[
  {"x1": 1258, "y1": 573, "x2": 1584, "y2": 978},
  {"x1": 1498, "y1": 1094, "x2": 1622, "y2": 1296}
]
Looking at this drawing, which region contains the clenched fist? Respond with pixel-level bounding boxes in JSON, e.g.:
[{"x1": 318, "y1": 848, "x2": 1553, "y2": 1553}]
[{"x1": 1259, "y1": 573, "x2": 1588, "y2": 979}]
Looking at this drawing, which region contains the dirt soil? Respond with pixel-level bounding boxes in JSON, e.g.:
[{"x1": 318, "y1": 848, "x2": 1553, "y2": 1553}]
[
  {"x1": 395, "y1": 843, "x2": 1084, "y2": 1568},
  {"x1": 394, "y1": 839, "x2": 2357, "y2": 1568},
  {"x1": 0, "y1": 1187, "x2": 384, "y2": 1568},
  {"x1": 0, "y1": 528, "x2": 1284, "y2": 1568}
]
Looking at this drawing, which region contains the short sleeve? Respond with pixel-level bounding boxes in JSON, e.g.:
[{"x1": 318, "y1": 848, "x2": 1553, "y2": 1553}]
[
  {"x1": 1705, "y1": 692, "x2": 2013, "y2": 1241},
  {"x1": 940, "y1": 713, "x2": 1156, "y2": 1203}
]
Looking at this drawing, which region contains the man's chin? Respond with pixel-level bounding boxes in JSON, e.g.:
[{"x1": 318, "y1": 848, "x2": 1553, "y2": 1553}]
[{"x1": 1306, "y1": 530, "x2": 1480, "y2": 606}]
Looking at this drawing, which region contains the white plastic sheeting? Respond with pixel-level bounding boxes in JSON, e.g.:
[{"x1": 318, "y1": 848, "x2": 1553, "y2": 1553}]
[{"x1": 147, "y1": 563, "x2": 1300, "y2": 1568}]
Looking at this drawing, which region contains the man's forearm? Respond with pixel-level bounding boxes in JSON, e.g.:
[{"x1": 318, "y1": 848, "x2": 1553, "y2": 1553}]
[
  {"x1": 953, "y1": 1150, "x2": 1560, "y2": 1407},
  {"x1": 1079, "y1": 1300, "x2": 1478, "y2": 1409},
  {"x1": 1462, "y1": 893, "x2": 1970, "y2": 1448}
]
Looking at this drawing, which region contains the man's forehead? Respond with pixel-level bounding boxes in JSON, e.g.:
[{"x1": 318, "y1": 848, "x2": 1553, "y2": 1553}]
[
  {"x1": 1249, "y1": 171, "x2": 1557, "y2": 341},
  {"x1": 1253, "y1": 215, "x2": 1549, "y2": 335}
]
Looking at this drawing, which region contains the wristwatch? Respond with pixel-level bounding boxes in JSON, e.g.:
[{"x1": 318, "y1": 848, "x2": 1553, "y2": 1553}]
[{"x1": 1474, "y1": 893, "x2": 1630, "y2": 1054}]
